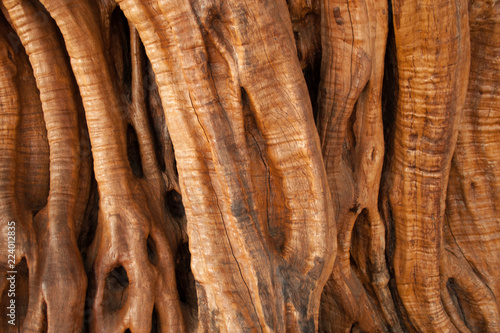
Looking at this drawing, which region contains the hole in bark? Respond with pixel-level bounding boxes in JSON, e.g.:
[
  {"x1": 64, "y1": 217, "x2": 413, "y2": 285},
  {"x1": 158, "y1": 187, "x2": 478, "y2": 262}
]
[
  {"x1": 165, "y1": 190, "x2": 185, "y2": 218},
  {"x1": 349, "y1": 203, "x2": 361, "y2": 213},
  {"x1": 83, "y1": 289, "x2": 93, "y2": 331},
  {"x1": 124, "y1": 329, "x2": 131, "y2": 333},
  {"x1": 347, "y1": 107, "x2": 357, "y2": 149},
  {"x1": 78, "y1": 181, "x2": 99, "y2": 252},
  {"x1": 107, "y1": 266, "x2": 129, "y2": 289},
  {"x1": 144, "y1": 57, "x2": 167, "y2": 173},
  {"x1": 175, "y1": 242, "x2": 197, "y2": 307},
  {"x1": 349, "y1": 255, "x2": 358, "y2": 270},
  {"x1": 172, "y1": 151, "x2": 179, "y2": 179},
  {"x1": 381, "y1": 16, "x2": 398, "y2": 155},
  {"x1": 350, "y1": 323, "x2": 361, "y2": 332},
  {"x1": 240, "y1": 87, "x2": 252, "y2": 111},
  {"x1": 446, "y1": 278, "x2": 467, "y2": 324},
  {"x1": 350, "y1": 209, "x2": 370, "y2": 282},
  {"x1": 110, "y1": 7, "x2": 132, "y2": 102},
  {"x1": 146, "y1": 235, "x2": 158, "y2": 265},
  {"x1": 127, "y1": 124, "x2": 144, "y2": 178},
  {"x1": 151, "y1": 306, "x2": 159, "y2": 333},
  {"x1": 302, "y1": 52, "x2": 322, "y2": 120},
  {"x1": 103, "y1": 266, "x2": 129, "y2": 312},
  {"x1": 41, "y1": 300, "x2": 48, "y2": 332},
  {"x1": 343, "y1": 108, "x2": 357, "y2": 172},
  {"x1": 293, "y1": 31, "x2": 303, "y2": 62}
]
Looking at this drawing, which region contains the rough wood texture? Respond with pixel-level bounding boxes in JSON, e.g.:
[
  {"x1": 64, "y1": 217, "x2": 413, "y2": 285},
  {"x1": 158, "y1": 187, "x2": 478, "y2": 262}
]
[{"x1": 0, "y1": 0, "x2": 498, "y2": 332}]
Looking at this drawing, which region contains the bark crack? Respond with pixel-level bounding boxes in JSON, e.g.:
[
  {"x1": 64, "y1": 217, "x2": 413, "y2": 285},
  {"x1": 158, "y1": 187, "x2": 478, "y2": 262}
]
[{"x1": 187, "y1": 91, "x2": 263, "y2": 332}]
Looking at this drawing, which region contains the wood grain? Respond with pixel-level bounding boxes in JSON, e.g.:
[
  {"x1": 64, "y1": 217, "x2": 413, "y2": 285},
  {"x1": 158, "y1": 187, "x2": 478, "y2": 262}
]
[{"x1": 0, "y1": 0, "x2": 498, "y2": 331}]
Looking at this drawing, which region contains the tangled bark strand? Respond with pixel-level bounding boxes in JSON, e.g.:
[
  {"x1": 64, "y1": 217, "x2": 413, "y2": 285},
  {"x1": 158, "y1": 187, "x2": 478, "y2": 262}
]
[{"x1": 0, "y1": 0, "x2": 499, "y2": 332}]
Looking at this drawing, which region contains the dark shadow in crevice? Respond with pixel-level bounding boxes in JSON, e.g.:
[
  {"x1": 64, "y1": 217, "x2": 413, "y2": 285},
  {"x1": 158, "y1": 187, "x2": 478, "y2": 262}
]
[
  {"x1": 446, "y1": 278, "x2": 469, "y2": 328},
  {"x1": 165, "y1": 190, "x2": 185, "y2": 219},
  {"x1": 103, "y1": 266, "x2": 129, "y2": 312},
  {"x1": 143, "y1": 57, "x2": 167, "y2": 173},
  {"x1": 146, "y1": 235, "x2": 158, "y2": 266},
  {"x1": 175, "y1": 242, "x2": 197, "y2": 315},
  {"x1": 127, "y1": 124, "x2": 144, "y2": 178},
  {"x1": 110, "y1": 7, "x2": 132, "y2": 102},
  {"x1": 151, "y1": 306, "x2": 159, "y2": 333}
]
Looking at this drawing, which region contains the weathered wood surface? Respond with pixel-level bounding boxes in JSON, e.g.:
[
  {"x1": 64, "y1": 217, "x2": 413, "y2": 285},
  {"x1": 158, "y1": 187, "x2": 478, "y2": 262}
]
[{"x1": 0, "y1": 0, "x2": 498, "y2": 331}]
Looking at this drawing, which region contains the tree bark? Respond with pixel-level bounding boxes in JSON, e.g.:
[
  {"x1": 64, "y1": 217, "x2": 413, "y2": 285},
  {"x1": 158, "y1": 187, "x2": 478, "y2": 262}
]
[{"x1": 0, "y1": 0, "x2": 499, "y2": 332}]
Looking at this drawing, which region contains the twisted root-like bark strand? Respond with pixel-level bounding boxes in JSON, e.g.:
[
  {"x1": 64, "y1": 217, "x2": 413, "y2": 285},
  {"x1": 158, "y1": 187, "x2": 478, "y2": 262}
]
[
  {"x1": 0, "y1": 18, "x2": 24, "y2": 315},
  {"x1": 117, "y1": 0, "x2": 335, "y2": 331},
  {"x1": 35, "y1": 0, "x2": 184, "y2": 331},
  {"x1": 442, "y1": 0, "x2": 500, "y2": 330},
  {"x1": 1, "y1": 0, "x2": 91, "y2": 330},
  {"x1": 0, "y1": 16, "x2": 50, "y2": 329},
  {"x1": 384, "y1": 0, "x2": 470, "y2": 330},
  {"x1": 317, "y1": 0, "x2": 398, "y2": 331}
]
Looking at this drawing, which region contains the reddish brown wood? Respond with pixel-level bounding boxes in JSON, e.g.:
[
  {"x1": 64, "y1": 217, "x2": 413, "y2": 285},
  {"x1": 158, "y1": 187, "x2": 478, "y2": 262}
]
[{"x1": 0, "y1": 0, "x2": 499, "y2": 332}]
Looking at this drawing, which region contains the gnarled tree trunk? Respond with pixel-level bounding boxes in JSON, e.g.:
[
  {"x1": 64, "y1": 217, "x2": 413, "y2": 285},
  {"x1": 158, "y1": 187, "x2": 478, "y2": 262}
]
[{"x1": 0, "y1": 0, "x2": 498, "y2": 332}]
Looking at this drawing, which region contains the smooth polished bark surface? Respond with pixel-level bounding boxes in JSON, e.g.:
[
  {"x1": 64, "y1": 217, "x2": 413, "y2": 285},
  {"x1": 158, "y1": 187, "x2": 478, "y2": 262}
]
[{"x1": 0, "y1": 0, "x2": 498, "y2": 332}]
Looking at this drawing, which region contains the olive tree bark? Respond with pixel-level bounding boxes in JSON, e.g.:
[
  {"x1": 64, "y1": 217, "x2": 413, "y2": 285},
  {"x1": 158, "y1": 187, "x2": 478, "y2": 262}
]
[{"x1": 0, "y1": 0, "x2": 499, "y2": 332}]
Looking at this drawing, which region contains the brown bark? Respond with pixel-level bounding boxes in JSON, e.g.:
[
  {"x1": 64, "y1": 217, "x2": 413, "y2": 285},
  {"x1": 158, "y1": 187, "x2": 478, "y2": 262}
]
[
  {"x1": 384, "y1": 0, "x2": 470, "y2": 331},
  {"x1": 0, "y1": 0, "x2": 499, "y2": 332}
]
